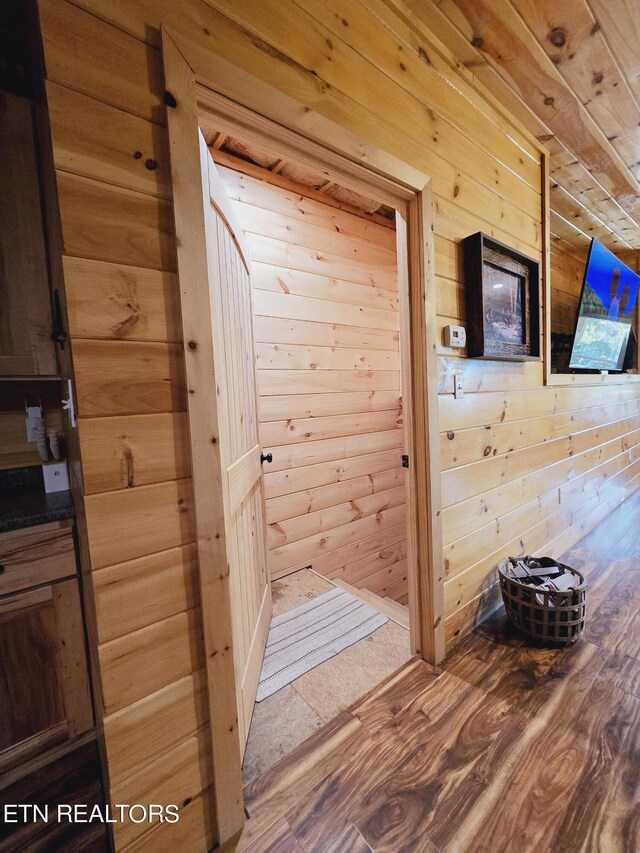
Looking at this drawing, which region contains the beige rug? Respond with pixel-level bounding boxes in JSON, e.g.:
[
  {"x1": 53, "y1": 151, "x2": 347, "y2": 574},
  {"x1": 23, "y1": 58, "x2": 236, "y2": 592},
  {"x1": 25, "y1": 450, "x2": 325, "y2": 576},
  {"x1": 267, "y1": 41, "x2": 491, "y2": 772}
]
[{"x1": 256, "y1": 587, "x2": 388, "y2": 701}]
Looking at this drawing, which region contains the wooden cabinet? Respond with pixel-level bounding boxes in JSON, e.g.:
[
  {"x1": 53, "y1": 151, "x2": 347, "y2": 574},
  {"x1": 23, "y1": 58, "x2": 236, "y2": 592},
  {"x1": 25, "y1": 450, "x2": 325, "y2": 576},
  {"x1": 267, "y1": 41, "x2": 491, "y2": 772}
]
[
  {"x1": 0, "y1": 520, "x2": 76, "y2": 596},
  {"x1": 0, "y1": 91, "x2": 58, "y2": 377},
  {"x1": 0, "y1": 524, "x2": 93, "y2": 775},
  {"x1": 0, "y1": 740, "x2": 109, "y2": 853}
]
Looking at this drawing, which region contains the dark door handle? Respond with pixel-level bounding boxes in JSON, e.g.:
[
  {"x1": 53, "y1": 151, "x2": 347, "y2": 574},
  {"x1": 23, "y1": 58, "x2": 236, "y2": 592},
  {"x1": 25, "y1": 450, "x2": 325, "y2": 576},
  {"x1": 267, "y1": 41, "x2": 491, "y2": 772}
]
[{"x1": 260, "y1": 452, "x2": 273, "y2": 464}]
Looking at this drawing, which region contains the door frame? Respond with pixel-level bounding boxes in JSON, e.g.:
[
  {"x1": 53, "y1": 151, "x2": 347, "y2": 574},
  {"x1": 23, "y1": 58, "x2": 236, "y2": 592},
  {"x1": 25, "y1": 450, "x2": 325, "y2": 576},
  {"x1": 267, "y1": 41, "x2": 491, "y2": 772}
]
[{"x1": 162, "y1": 27, "x2": 444, "y2": 845}]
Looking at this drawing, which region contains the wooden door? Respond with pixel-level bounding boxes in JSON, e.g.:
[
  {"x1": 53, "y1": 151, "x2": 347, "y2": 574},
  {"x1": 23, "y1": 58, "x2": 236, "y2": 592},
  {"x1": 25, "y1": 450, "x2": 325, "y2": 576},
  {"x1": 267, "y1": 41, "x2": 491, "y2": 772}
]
[{"x1": 197, "y1": 133, "x2": 271, "y2": 753}]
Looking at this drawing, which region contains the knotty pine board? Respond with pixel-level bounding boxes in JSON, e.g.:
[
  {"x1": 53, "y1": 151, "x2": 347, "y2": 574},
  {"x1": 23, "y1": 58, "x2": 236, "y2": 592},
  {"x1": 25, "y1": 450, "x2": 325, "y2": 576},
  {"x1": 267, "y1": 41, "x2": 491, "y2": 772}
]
[{"x1": 36, "y1": 0, "x2": 640, "y2": 847}]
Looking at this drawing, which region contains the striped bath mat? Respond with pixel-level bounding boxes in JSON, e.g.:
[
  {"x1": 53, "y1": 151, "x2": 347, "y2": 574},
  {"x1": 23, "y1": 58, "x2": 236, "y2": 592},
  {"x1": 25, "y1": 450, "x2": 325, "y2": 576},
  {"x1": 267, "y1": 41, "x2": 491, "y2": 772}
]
[{"x1": 256, "y1": 587, "x2": 388, "y2": 701}]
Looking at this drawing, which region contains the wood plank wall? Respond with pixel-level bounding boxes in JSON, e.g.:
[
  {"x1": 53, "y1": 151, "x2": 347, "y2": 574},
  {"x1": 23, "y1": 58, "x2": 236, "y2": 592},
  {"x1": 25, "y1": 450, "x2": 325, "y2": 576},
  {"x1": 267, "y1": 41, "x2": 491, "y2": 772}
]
[
  {"x1": 35, "y1": 0, "x2": 640, "y2": 847},
  {"x1": 550, "y1": 239, "x2": 587, "y2": 336},
  {"x1": 37, "y1": 2, "x2": 212, "y2": 850},
  {"x1": 217, "y1": 164, "x2": 409, "y2": 604}
]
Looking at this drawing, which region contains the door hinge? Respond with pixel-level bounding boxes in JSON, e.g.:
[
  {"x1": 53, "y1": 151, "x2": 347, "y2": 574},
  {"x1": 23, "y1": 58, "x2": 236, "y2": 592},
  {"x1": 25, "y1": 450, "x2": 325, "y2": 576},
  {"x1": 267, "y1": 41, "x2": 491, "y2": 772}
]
[{"x1": 402, "y1": 454, "x2": 409, "y2": 469}]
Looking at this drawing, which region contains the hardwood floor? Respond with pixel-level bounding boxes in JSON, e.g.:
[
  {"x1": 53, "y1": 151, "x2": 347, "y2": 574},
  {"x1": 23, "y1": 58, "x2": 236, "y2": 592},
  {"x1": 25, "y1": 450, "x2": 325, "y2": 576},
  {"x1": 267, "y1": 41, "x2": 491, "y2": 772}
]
[{"x1": 233, "y1": 490, "x2": 640, "y2": 852}]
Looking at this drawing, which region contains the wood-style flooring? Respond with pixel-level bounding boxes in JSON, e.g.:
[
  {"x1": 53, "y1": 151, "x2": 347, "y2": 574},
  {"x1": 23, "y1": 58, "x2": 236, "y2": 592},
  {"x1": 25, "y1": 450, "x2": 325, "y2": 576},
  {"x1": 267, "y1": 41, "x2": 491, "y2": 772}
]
[{"x1": 233, "y1": 491, "x2": 640, "y2": 852}]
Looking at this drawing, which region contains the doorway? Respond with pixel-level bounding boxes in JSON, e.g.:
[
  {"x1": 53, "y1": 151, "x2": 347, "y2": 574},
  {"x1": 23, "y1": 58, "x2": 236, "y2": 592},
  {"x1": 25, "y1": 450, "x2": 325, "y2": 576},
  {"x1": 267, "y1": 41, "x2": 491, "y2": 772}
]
[
  {"x1": 203, "y1": 135, "x2": 414, "y2": 781},
  {"x1": 163, "y1": 27, "x2": 443, "y2": 843}
]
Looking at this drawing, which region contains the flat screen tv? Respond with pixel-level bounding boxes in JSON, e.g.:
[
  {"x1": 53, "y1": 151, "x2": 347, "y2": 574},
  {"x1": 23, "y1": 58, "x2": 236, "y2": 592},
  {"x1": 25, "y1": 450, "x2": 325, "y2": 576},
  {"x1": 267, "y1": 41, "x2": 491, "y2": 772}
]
[{"x1": 569, "y1": 238, "x2": 639, "y2": 372}]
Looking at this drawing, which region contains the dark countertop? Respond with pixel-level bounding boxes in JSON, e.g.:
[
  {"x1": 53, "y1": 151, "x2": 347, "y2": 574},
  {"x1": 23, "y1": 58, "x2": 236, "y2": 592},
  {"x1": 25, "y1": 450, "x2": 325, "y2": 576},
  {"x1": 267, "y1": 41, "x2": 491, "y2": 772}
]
[{"x1": 0, "y1": 467, "x2": 75, "y2": 534}]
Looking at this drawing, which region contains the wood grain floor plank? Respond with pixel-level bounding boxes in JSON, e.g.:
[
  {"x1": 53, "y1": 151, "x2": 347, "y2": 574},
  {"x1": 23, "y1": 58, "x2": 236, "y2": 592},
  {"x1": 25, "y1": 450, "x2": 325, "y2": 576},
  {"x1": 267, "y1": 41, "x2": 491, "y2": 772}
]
[
  {"x1": 598, "y1": 651, "x2": 640, "y2": 699},
  {"x1": 580, "y1": 693, "x2": 640, "y2": 853},
  {"x1": 285, "y1": 673, "x2": 480, "y2": 851},
  {"x1": 351, "y1": 659, "x2": 440, "y2": 735},
  {"x1": 447, "y1": 674, "x2": 631, "y2": 853},
  {"x1": 240, "y1": 495, "x2": 640, "y2": 852},
  {"x1": 545, "y1": 682, "x2": 640, "y2": 853}
]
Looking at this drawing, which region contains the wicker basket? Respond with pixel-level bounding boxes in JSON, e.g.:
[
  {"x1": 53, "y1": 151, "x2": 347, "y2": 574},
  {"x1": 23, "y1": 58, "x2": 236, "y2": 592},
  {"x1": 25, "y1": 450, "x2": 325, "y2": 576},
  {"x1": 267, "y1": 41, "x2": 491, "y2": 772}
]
[{"x1": 497, "y1": 557, "x2": 587, "y2": 644}]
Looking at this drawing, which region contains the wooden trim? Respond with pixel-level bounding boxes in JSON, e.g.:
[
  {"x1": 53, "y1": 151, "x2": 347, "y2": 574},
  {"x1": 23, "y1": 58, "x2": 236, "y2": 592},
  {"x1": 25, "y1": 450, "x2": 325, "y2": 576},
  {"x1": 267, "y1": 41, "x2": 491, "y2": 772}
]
[
  {"x1": 331, "y1": 577, "x2": 410, "y2": 630},
  {"x1": 542, "y1": 149, "x2": 552, "y2": 379},
  {"x1": 161, "y1": 29, "x2": 244, "y2": 844},
  {"x1": 194, "y1": 78, "x2": 443, "y2": 663},
  {"x1": 196, "y1": 86, "x2": 421, "y2": 206},
  {"x1": 396, "y1": 208, "x2": 420, "y2": 652},
  {"x1": 409, "y1": 186, "x2": 445, "y2": 663},
  {"x1": 547, "y1": 372, "x2": 640, "y2": 386}
]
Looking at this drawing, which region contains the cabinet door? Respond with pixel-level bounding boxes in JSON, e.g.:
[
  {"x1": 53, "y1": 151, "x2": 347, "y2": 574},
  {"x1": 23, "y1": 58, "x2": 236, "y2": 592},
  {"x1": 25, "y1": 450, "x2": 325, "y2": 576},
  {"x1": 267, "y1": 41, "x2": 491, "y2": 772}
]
[
  {"x1": 0, "y1": 580, "x2": 93, "y2": 772},
  {"x1": 0, "y1": 520, "x2": 76, "y2": 596},
  {"x1": 0, "y1": 740, "x2": 109, "y2": 853},
  {"x1": 0, "y1": 92, "x2": 57, "y2": 376}
]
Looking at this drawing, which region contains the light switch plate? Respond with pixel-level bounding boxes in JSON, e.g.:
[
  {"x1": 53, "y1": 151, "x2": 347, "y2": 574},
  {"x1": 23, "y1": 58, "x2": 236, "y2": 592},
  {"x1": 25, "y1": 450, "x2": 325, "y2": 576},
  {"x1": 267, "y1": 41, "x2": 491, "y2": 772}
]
[{"x1": 454, "y1": 373, "x2": 464, "y2": 399}]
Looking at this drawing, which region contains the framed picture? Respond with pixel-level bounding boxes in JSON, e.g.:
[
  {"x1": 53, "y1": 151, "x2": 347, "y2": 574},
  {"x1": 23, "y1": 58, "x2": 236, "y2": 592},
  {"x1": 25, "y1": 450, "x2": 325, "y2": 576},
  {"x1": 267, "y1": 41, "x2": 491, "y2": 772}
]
[{"x1": 464, "y1": 232, "x2": 541, "y2": 361}]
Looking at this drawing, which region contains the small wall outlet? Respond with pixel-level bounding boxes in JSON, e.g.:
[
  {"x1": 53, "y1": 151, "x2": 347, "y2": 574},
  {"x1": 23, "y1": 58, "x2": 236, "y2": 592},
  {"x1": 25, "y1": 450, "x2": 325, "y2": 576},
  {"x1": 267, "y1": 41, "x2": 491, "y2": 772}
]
[
  {"x1": 444, "y1": 324, "x2": 466, "y2": 349},
  {"x1": 453, "y1": 373, "x2": 464, "y2": 399}
]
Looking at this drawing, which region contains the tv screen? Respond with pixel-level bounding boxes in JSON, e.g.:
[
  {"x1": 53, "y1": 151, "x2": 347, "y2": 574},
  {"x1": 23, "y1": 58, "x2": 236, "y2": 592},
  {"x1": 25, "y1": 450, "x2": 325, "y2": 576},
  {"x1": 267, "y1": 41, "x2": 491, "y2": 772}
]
[{"x1": 569, "y1": 239, "x2": 639, "y2": 371}]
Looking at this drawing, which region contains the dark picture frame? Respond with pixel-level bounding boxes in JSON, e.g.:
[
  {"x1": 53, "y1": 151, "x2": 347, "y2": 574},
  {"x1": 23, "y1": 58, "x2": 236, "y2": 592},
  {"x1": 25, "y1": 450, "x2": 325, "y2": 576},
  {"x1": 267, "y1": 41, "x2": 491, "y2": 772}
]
[{"x1": 464, "y1": 232, "x2": 541, "y2": 361}]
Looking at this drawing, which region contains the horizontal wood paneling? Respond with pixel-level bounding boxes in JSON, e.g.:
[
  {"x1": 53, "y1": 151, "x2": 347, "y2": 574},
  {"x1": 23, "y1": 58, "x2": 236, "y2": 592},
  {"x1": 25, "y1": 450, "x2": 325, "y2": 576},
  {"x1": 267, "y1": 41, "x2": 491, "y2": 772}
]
[
  {"x1": 37, "y1": 0, "x2": 640, "y2": 848},
  {"x1": 99, "y1": 607, "x2": 204, "y2": 714},
  {"x1": 39, "y1": 0, "x2": 165, "y2": 124},
  {"x1": 259, "y1": 391, "x2": 402, "y2": 421},
  {"x1": 84, "y1": 478, "x2": 195, "y2": 570},
  {"x1": 110, "y1": 729, "x2": 211, "y2": 849},
  {"x1": 56, "y1": 171, "x2": 176, "y2": 271},
  {"x1": 219, "y1": 163, "x2": 407, "y2": 599},
  {"x1": 253, "y1": 315, "x2": 400, "y2": 351},
  {"x1": 63, "y1": 256, "x2": 182, "y2": 342},
  {"x1": 93, "y1": 543, "x2": 199, "y2": 642},
  {"x1": 78, "y1": 412, "x2": 190, "y2": 493},
  {"x1": 264, "y1": 448, "x2": 404, "y2": 499},
  {"x1": 103, "y1": 669, "x2": 207, "y2": 783},
  {"x1": 550, "y1": 241, "x2": 587, "y2": 342},
  {"x1": 440, "y1": 222, "x2": 640, "y2": 641},
  {"x1": 39, "y1": 3, "x2": 211, "y2": 845},
  {"x1": 72, "y1": 340, "x2": 186, "y2": 417},
  {"x1": 46, "y1": 81, "x2": 172, "y2": 198}
]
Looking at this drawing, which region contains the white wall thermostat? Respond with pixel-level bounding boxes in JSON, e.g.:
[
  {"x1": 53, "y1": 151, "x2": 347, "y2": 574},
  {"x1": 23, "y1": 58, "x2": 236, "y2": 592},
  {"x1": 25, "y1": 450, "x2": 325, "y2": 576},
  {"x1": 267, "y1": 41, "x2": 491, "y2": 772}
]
[{"x1": 444, "y1": 324, "x2": 466, "y2": 348}]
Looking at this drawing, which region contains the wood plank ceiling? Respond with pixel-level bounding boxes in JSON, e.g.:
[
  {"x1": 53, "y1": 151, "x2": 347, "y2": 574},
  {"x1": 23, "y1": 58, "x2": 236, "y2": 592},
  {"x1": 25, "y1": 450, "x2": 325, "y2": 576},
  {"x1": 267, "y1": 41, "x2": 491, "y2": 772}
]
[{"x1": 398, "y1": 0, "x2": 640, "y2": 259}]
